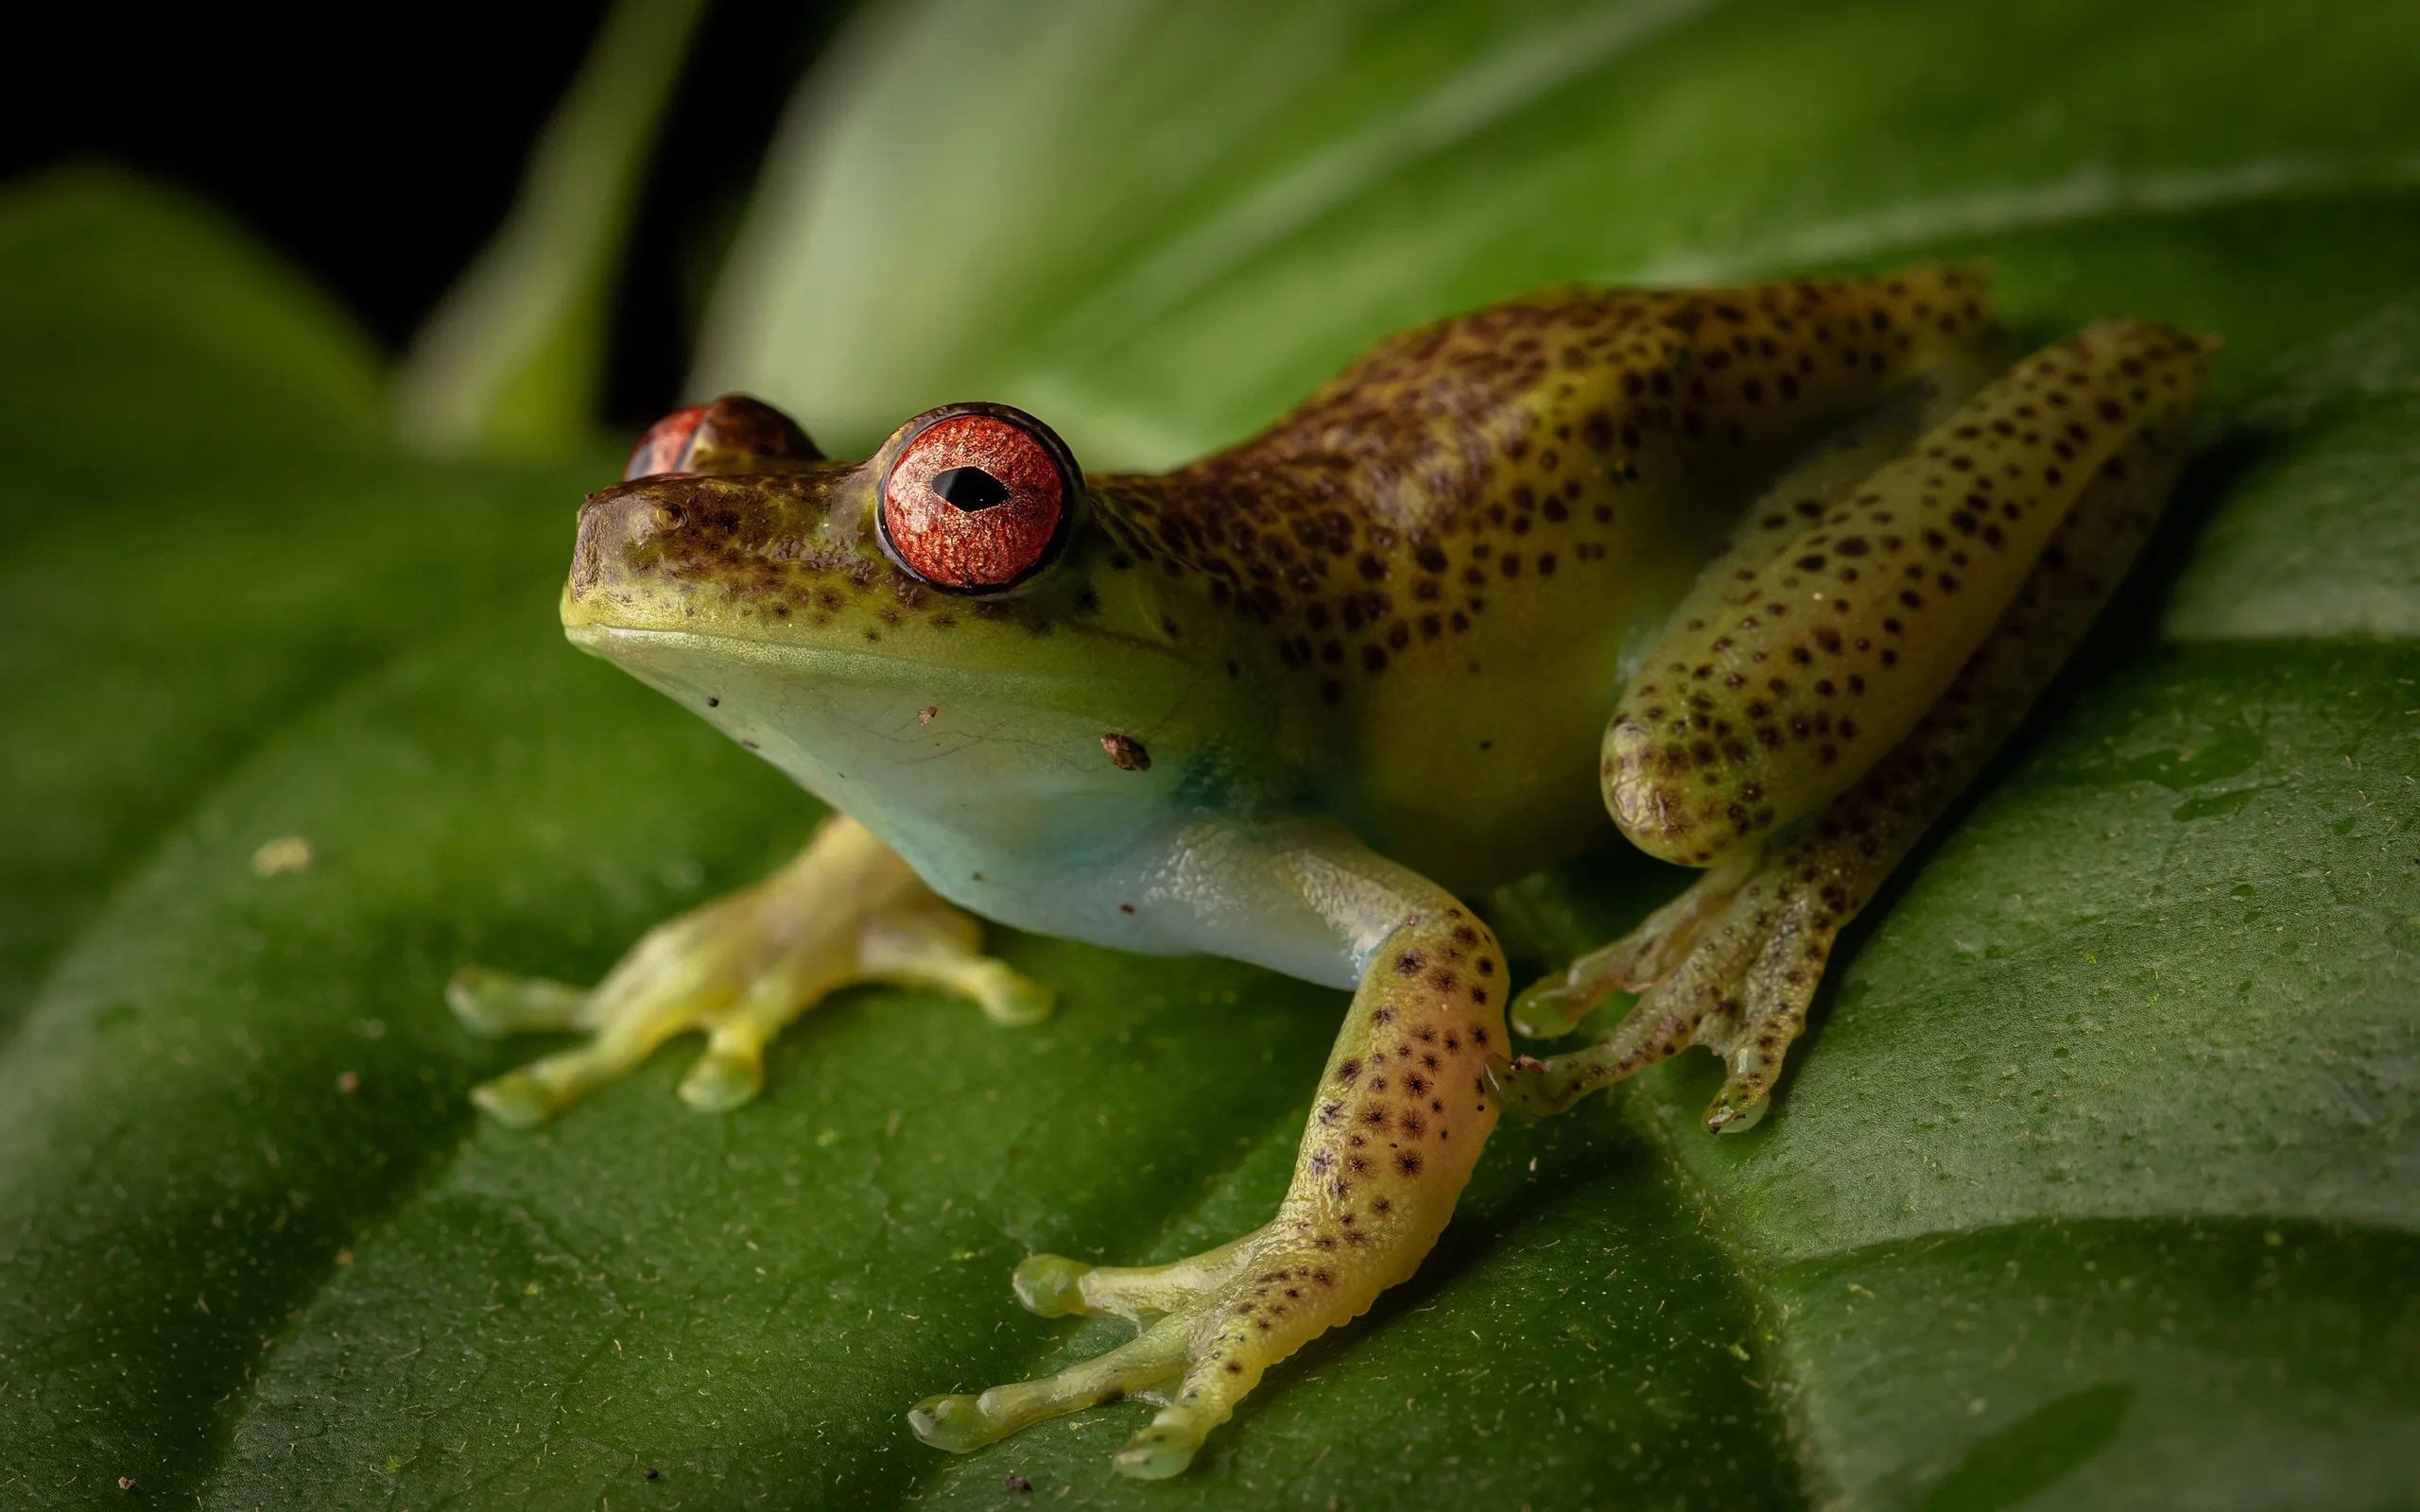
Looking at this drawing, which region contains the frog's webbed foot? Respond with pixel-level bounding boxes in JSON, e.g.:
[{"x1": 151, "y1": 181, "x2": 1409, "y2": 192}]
[
  {"x1": 910, "y1": 1225, "x2": 1335, "y2": 1480},
  {"x1": 1494, "y1": 833, "x2": 1840, "y2": 1132},
  {"x1": 449, "y1": 815, "x2": 1048, "y2": 1125},
  {"x1": 912, "y1": 887, "x2": 1510, "y2": 1478},
  {"x1": 1507, "y1": 849, "x2": 1760, "y2": 1040}
]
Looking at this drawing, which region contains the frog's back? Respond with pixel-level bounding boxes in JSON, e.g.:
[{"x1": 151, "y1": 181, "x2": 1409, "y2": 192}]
[{"x1": 1096, "y1": 272, "x2": 2003, "y2": 889}]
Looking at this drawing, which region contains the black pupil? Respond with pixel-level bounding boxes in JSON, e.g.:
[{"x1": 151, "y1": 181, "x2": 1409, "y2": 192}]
[{"x1": 930, "y1": 466, "x2": 1011, "y2": 511}]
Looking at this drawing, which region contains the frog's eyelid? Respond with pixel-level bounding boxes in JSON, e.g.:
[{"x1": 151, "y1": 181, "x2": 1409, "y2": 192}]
[{"x1": 688, "y1": 393, "x2": 823, "y2": 472}]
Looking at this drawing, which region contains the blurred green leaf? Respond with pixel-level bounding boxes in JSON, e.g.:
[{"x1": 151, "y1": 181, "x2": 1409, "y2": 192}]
[
  {"x1": 6, "y1": 0, "x2": 2419, "y2": 1506},
  {"x1": 0, "y1": 167, "x2": 384, "y2": 473},
  {"x1": 395, "y1": 0, "x2": 710, "y2": 455},
  {"x1": 699, "y1": 0, "x2": 2420, "y2": 468}
]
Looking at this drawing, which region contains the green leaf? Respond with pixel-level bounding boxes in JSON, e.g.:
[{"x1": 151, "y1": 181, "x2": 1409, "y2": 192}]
[
  {"x1": 394, "y1": 0, "x2": 711, "y2": 455},
  {"x1": 698, "y1": 0, "x2": 2420, "y2": 466},
  {"x1": 6, "y1": 0, "x2": 2418, "y2": 1506},
  {"x1": 0, "y1": 167, "x2": 385, "y2": 473}
]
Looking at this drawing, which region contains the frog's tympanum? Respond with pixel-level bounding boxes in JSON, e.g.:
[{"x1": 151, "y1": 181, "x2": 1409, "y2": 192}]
[{"x1": 451, "y1": 269, "x2": 2212, "y2": 1479}]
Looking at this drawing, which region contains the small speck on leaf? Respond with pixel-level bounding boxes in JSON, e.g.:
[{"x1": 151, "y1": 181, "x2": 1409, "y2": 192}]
[{"x1": 251, "y1": 836, "x2": 313, "y2": 876}]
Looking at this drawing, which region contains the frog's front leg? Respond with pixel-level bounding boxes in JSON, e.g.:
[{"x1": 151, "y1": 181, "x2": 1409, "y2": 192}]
[
  {"x1": 1504, "y1": 318, "x2": 2216, "y2": 1130},
  {"x1": 910, "y1": 824, "x2": 1506, "y2": 1479},
  {"x1": 448, "y1": 813, "x2": 1048, "y2": 1125}
]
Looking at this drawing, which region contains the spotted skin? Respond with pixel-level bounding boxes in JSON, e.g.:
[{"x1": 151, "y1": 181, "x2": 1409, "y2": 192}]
[
  {"x1": 1604, "y1": 319, "x2": 2218, "y2": 866},
  {"x1": 564, "y1": 269, "x2": 2006, "y2": 890},
  {"x1": 458, "y1": 267, "x2": 2213, "y2": 1481},
  {"x1": 912, "y1": 903, "x2": 1506, "y2": 1477},
  {"x1": 1506, "y1": 324, "x2": 2216, "y2": 1127},
  {"x1": 1098, "y1": 269, "x2": 2002, "y2": 879}
]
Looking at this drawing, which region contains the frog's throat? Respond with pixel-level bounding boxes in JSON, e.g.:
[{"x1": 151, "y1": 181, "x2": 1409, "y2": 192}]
[{"x1": 562, "y1": 624, "x2": 1181, "y2": 727}]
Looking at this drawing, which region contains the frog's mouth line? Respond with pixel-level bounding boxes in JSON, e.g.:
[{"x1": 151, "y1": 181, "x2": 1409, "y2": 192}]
[{"x1": 565, "y1": 624, "x2": 1186, "y2": 726}]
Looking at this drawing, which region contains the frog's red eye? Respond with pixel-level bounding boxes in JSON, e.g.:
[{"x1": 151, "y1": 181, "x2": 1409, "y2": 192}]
[
  {"x1": 623, "y1": 394, "x2": 821, "y2": 481},
  {"x1": 625, "y1": 404, "x2": 710, "y2": 480},
  {"x1": 877, "y1": 406, "x2": 1075, "y2": 592}
]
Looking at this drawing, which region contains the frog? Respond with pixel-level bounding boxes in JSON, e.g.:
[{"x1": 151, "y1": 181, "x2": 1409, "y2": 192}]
[{"x1": 448, "y1": 266, "x2": 2213, "y2": 1480}]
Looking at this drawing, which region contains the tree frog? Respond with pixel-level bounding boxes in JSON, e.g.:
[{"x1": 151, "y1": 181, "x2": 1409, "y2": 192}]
[{"x1": 450, "y1": 267, "x2": 2212, "y2": 1480}]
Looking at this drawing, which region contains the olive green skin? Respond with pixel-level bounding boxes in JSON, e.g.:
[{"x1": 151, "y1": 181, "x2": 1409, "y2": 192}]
[
  {"x1": 564, "y1": 270, "x2": 2074, "y2": 980},
  {"x1": 512, "y1": 269, "x2": 2214, "y2": 1481}
]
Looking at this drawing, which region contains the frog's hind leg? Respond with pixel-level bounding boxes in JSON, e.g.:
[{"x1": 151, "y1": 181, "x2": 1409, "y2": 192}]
[
  {"x1": 1502, "y1": 320, "x2": 2217, "y2": 1129},
  {"x1": 450, "y1": 814, "x2": 1050, "y2": 1125},
  {"x1": 912, "y1": 833, "x2": 1509, "y2": 1479},
  {"x1": 1512, "y1": 342, "x2": 1999, "y2": 1040}
]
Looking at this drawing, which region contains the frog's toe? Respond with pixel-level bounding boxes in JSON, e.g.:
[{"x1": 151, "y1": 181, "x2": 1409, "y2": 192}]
[
  {"x1": 446, "y1": 966, "x2": 593, "y2": 1037},
  {"x1": 1508, "y1": 850, "x2": 1757, "y2": 1040},
  {"x1": 1703, "y1": 1089, "x2": 1772, "y2": 1135},
  {"x1": 1115, "y1": 1421, "x2": 1204, "y2": 1481},
  {"x1": 908, "y1": 1312, "x2": 1193, "y2": 1459},
  {"x1": 1507, "y1": 975, "x2": 1599, "y2": 1040},
  {"x1": 915, "y1": 1226, "x2": 1374, "y2": 1477},
  {"x1": 467, "y1": 1068, "x2": 562, "y2": 1128},
  {"x1": 971, "y1": 967, "x2": 1053, "y2": 1027},
  {"x1": 1482, "y1": 1054, "x2": 1582, "y2": 1123},
  {"x1": 858, "y1": 903, "x2": 1054, "y2": 1027},
  {"x1": 905, "y1": 1392, "x2": 986, "y2": 1452},
  {"x1": 1505, "y1": 860, "x2": 1810, "y2": 1125},
  {"x1": 1010, "y1": 1233, "x2": 1253, "y2": 1322},
  {"x1": 1010, "y1": 1253, "x2": 1093, "y2": 1316},
  {"x1": 471, "y1": 1026, "x2": 678, "y2": 1126},
  {"x1": 1696, "y1": 914, "x2": 1839, "y2": 1134},
  {"x1": 676, "y1": 1029, "x2": 768, "y2": 1112}
]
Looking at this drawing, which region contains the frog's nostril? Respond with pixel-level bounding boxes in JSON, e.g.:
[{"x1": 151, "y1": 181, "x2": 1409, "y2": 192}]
[{"x1": 572, "y1": 487, "x2": 682, "y2": 578}]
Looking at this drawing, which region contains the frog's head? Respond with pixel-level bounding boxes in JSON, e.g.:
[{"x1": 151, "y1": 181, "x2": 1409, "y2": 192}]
[
  {"x1": 567, "y1": 393, "x2": 1086, "y2": 620},
  {"x1": 562, "y1": 396, "x2": 1257, "y2": 891}
]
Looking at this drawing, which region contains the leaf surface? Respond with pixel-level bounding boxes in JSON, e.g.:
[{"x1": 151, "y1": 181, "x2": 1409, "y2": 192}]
[{"x1": 6, "y1": 1, "x2": 2418, "y2": 1504}]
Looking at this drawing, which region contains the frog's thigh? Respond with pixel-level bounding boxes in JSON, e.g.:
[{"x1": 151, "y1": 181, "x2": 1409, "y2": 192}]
[
  {"x1": 1604, "y1": 319, "x2": 2218, "y2": 868},
  {"x1": 912, "y1": 887, "x2": 1508, "y2": 1480},
  {"x1": 450, "y1": 814, "x2": 1050, "y2": 1124},
  {"x1": 1509, "y1": 339, "x2": 2211, "y2": 1128}
]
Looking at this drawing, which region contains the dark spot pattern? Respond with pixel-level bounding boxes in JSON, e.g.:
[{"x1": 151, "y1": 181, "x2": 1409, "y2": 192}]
[
  {"x1": 1600, "y1": 318, "x2": 2214, "y2": 865},
  {"x1": 1555, "y1": 380, "x2": 2208, "y2": 1126},
  {"x1": 1071, "y1": 274, "x2": 2007, "y2": 702}
]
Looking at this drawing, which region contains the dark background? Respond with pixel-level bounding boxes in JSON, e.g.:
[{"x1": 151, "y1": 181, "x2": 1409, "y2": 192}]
[{"x1": 4, "y1": 0, "x2": 845, "y2": 426}]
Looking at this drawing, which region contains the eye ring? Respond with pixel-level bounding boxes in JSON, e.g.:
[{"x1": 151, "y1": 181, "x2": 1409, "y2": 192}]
[{"x1": 875, "y1": 404, "x2": 1080, "y2": 593}]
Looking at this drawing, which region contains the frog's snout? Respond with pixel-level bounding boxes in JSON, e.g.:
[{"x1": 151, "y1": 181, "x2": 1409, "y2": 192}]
[
  {"x1": 561, "y1": 465, "x2": 879, "y2": 636},
  {"x1": 566, "y1": 481, "x2": 678, "y2": 602},
  {"x1": 562, "y1": 476, "x2": 736, "y2": 627}
]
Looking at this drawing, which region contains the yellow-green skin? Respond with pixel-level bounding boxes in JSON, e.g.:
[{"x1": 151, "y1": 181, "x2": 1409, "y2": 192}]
[{"x1": 502, "y1": 267, "x2": 2212, "y2": 1479}]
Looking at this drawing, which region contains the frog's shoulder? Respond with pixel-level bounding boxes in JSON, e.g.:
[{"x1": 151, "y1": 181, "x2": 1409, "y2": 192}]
[
  {"x1": 1085, "y1": 286, "x2": 1685, "y2": 596},
  {"x1": 1194, "y1": 284, "x2": 1686, "y2": 521},
  {"x1": 1082, "y1": 272, "x2": 1986, "y2": 627}
]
